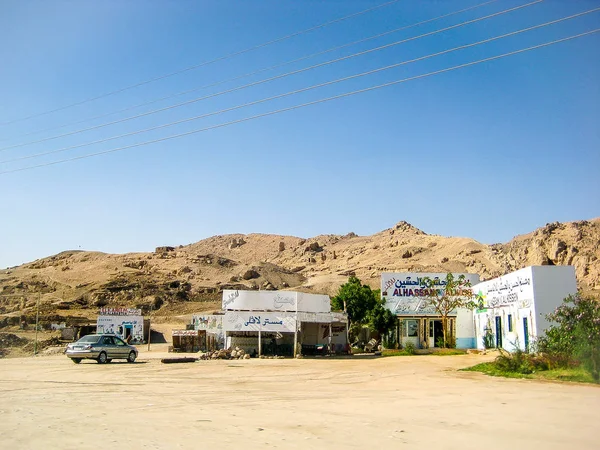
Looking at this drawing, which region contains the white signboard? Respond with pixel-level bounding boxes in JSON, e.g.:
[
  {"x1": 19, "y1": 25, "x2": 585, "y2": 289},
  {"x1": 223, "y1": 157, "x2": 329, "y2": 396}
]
[
  {"x1": 381, "y1": 272, "x2": 480, "y2": 316},
  {"x1": 472, "y1": 268, "x2": 534, "y2": 311},
  {"x1": 297, "y1": 293, "x2": 331, "y2": 313},
  {"x1": 296, "y1": 311, "x2": 348, "y2": 323},
  {"x1": 192, "y1": 314, "x2": 223, "y2": 332},
  {"x1": 223, "y1": 311, "x2": 296, "y2": 332},
  {"x1": 172, "y1": 330, "x2": 199, "y2": 337},
  {"x1": 99, "y1": 307, "x2": 142, "y2": 316},
  {"x1": 222, "y1": 290, "x2": 330, "y2": 313}
]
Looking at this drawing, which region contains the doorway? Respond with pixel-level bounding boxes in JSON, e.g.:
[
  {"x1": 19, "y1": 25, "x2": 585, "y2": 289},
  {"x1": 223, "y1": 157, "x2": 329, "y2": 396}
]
[
  {"x1": 433, "y1": 320, "x2": 443, "y2": 347},
  {"x1": 123, "y1": 324, "x2": 133, "y2": 342},
  {"x1": 523, "y1": 318, "x2": 529, "y2": 351},
  {"x1": 495, "y1": 316, "x2": 503, "y2": 349}
]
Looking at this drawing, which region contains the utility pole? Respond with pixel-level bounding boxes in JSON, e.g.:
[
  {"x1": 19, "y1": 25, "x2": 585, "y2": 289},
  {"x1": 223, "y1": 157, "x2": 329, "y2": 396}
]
[
  {"x1": 147, "y1": 303, "x2": 152, "y2": 352},
  {"x1": 34, "y1": 292, "x2": 40, "y2": 355}
]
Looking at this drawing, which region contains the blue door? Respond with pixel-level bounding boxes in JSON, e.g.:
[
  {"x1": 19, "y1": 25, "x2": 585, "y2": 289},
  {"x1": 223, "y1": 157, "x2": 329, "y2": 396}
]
[
  {"x1": 495, "y1": 316, "x2": 503, "y2": 349},
  {"x1": 523, "y1": 318, "x2": 529, "y2": 351}
]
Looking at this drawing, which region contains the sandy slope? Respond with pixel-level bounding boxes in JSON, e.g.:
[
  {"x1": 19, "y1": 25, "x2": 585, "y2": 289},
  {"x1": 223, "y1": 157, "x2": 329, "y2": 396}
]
[{"x1": 0, "y1": 352, "x2": 598, "y2": 449}]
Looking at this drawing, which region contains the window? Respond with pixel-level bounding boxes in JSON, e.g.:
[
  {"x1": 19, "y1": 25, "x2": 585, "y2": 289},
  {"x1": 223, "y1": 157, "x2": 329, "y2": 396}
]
[
  {"x1": 508, "y1": 314, "x2": 513, "y2": 332},
  {"x1": 406, "y1": 320, "x2": 418, "y2": 337}
]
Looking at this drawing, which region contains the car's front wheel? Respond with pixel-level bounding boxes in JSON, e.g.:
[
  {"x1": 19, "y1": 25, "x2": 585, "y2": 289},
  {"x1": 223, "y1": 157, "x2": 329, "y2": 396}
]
[
  {"x1": 71, "y1": 358, "x2": 82, "y2": 364},
  {"x1": 127, "y1": 351, "x2": 136, "y2": 363},
  {"x1": 97, "y1": 352, "x2": 108, "y2": 364}
]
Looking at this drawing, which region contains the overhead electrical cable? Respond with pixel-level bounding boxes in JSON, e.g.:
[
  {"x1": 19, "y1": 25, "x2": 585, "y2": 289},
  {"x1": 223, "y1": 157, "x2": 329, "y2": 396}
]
[
  {"x1": 0, "y1": 0, "x2": 543, "y2": 153},
  {"x1": 3, "y1": 6, "x2": 596, "y2": 165},
  {"x1": 1, "y1": 28, "x2": 597, "y2": 176},
  {"x1": 0, "y1": 0, "x2": 401, "y2": 126},
  {"x1": 0, "y1": 0, "x2": 500, "y2": 143}
]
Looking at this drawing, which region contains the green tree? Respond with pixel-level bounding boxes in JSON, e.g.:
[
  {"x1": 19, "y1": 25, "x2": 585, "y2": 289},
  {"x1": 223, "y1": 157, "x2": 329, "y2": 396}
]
[
  {"x1": 539, "y1": 294, "x2": 600, "y2": 381},
  {"x1": 368, "y1": 299, "x2": 397, "y2": 341},
  {"x1": 421, "y1": 273, "x2": 476, "y2": 348},
  {"x1": 331, "y1": 276, "x2": 377, "y2": 329}
]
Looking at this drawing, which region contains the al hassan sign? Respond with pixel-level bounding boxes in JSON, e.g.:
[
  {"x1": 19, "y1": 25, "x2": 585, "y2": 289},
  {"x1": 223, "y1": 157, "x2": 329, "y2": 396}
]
[{"x1": 381, "y1": 272, "x2": 480, "y2": 316}]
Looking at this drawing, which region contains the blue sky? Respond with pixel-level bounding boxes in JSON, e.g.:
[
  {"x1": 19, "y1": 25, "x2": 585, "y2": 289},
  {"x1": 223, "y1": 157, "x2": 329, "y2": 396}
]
[{"x1": 0, "y1": 0, "x2": 598, "y2": 268}]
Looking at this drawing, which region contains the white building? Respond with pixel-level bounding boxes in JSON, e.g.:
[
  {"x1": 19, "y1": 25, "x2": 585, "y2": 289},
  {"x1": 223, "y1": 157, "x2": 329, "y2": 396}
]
[
  {"x1": 191, "y1": 314, "x2": 225, "y2": 349},
  {"x1": 96, "y1": 307, "x2": 145, "y2": 344},
  {"x1": 381, "y1": 272, "x2": 480, "y2": 349},
  {"x1": 220, "y1": 290, "x2": 348, "y2": 356},
  {"x1": 472, "y1": 266, "x2": 577, "y2": 352}
]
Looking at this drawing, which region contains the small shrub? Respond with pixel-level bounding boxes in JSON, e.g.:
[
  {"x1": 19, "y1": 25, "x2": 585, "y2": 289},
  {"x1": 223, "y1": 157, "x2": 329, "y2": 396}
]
[
  {"x1": 404, "y1": 342, "x2": 416, "y2": 355},
  {"x1": 493, "y1": 348, "x2": 553, "y2": 374},
  {"x1": 539, "y1": 294, "x2": 600, "y2": 381}
]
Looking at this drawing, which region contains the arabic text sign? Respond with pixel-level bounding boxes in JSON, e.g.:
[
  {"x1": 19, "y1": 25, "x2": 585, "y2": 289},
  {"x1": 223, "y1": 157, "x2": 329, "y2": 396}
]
[
  {"x1": 172, "y1": 330, "x2": 199, "y2": 337},
  {"x1": 473, "y1": 268, "x2": 534, "y2": 310},
  {"x1": 381, "y1": 272, "x2": 480, "y2": 316},
  {"x1": 222, "y1": 290, "x2": 331, "y2": 313},
  {"x1": 223, "y1": 311, "x2": 296, "y2": 332},
  {"x1": 99, "y1": 307, "x2": 142, "y2": 316},
  {"x1": 296, "y1": 311, "x2": 348, "y2": 323}
]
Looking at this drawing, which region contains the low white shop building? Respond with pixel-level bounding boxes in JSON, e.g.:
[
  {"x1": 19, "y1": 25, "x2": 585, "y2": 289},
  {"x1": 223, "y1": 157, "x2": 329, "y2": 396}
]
[
  {"x1": 191, "y1": 313, "x2": 225, "y2": 350},
  {"x1": 96, "y1": 307, "x2": 145, "y2": 344},
  {"x1": 472, "y1": 266, "x2": 577, "y2": 351},
  {"x1": 220, "y1": 289, "x2": 348, "y2": 356}
]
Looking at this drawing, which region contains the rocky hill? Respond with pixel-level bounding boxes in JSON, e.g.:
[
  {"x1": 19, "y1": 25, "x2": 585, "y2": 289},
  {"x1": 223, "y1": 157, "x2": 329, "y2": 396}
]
[{"x1": 0, "y1": 218, "x2": 598, "y2": 328}]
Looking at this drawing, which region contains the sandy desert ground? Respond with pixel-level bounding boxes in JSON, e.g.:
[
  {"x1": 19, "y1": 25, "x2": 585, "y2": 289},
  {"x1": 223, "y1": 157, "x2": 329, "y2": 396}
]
[{"x1": 0, "y1": 350, "x2": 598, "y2": 450}]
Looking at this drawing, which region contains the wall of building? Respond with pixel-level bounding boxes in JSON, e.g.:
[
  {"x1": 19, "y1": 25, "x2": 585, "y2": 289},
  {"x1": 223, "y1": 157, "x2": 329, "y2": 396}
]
[
  {"x1": 456, "y1": 308, "x2": 476, "y2": 349},
  {"x1": 192, "y1": 314, "x2": 224, "y2": 346},
  {"x1": 96, "y1": 315, "x2": 144, "y2": 343},
  {"x1": 531, "y1": 266, "x2": 577, "y2": 336},
  {"x1": 472, "y1": 266, "x2": 577, "y2": 352},
  {"x1": 472, "y1": 266, "x2": 534, "y2": 351}
]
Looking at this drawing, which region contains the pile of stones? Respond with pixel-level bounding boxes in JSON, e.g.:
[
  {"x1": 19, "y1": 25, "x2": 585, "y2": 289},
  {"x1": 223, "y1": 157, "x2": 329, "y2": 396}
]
[{"x1": 198, "y1": 347, "x2": 251, "y2": 360}]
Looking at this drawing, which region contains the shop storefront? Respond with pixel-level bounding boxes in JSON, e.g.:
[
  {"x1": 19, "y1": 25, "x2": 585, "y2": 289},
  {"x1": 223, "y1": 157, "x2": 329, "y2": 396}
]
[
  {"x1": 381, "y1": 272, "x2": 480, "y2": 349},
  {"x1": 220, "y1": 290, "x2": 348, "y2": 356}
]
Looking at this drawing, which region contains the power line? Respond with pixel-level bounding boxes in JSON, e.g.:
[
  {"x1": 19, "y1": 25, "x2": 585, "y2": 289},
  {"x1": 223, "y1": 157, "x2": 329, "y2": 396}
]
[
  {"x1": 4, "y1": 6, "x2": 596, "y2": 165},
  {"x1": 0, "y1": 0, "x2": 500, "y2": 144},
  {"x1": 0, "y1": 0, "x2": 542, "y2": 153},
  {"x1": 0, "y1": 0, "x2": 401, "y2": 127},
  {"x1": 2, "y1": 28, "x2": 596, "y2": 176}
]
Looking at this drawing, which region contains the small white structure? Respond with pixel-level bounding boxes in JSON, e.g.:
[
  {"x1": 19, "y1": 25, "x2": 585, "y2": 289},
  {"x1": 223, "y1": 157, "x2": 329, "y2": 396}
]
[
  {"x1": 472, "y1": 266, "x2": 577, "y2": 352},
  {"x1": 381, "y1": 272, "x2": 480, "y2": 349},
  {"x1": 221, "y1": 290, "x2": 348, "y2": 356},
  {"x1": 191, "y1": 314, "x2": 225, "y2": 349},
  {"x1": 96, "y1": 307, "x2": 144, "y2": 344}
]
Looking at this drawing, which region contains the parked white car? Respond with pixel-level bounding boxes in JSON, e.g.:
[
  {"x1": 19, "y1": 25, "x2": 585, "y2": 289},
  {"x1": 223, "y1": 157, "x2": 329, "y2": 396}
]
[{"x1": 65, "y1": 334, "x2": 138, "y2": 364}]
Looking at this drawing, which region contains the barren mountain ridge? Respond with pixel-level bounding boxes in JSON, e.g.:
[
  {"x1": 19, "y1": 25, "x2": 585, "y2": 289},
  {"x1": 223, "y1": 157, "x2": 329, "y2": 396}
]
[{"x1": 0, "y1": 218, "x2": 598, "y2": 326}]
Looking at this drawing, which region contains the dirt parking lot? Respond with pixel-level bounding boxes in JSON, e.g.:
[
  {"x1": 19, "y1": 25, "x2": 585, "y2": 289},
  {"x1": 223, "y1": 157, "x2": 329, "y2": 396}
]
[{"x1": 0, "y1": 351, "x2": 598, "y2": 449}]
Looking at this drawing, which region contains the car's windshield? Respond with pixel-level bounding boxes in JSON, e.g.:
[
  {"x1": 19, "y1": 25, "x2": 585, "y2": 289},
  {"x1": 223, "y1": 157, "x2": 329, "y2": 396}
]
[{"x1": 77, "y1": 335, "x2": 101, "y2": 344}]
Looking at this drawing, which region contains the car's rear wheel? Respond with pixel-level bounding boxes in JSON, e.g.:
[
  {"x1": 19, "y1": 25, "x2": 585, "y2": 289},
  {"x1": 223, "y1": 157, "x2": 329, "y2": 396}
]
[
  {"x1": 71, "y1": 358, "x2": 82, "y2": 364},
  {"x1": 127, "y1": 351, "x2": 136, "y2": 363},
  {"x1": 97, "y1": 352, "x2": 108, "y2": 364}
]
